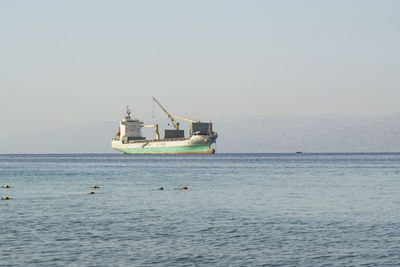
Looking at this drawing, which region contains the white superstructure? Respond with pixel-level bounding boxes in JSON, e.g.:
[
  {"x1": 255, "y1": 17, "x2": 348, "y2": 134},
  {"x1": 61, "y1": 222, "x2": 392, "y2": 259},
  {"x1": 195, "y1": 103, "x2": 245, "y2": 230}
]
[{"x1": 119, "y1": 106, "x2": 144, "y2": 141}]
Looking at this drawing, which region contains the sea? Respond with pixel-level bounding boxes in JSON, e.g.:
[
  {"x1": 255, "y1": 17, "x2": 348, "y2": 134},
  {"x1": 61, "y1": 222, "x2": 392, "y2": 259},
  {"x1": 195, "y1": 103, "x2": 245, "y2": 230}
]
[{"x1": 1, "y1": 153, "x2": 399, "y2": 266}]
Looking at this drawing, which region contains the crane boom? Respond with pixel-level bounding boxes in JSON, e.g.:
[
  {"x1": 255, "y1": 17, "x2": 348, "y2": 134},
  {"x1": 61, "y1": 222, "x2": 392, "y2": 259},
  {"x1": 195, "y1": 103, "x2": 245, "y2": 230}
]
[
  {"x1": 152, "y1": 97, "x2": 180, "y2": 130},
  {"x1": 172, "y1": 115, "x2": 199, "y2": 123}
]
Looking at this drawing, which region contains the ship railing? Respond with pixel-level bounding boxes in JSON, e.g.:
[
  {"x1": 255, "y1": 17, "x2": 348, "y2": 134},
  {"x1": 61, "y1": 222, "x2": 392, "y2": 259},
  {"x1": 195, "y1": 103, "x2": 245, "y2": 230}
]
[{"x1": 126, "y1": 137, "x2": 189, "y2": 143}]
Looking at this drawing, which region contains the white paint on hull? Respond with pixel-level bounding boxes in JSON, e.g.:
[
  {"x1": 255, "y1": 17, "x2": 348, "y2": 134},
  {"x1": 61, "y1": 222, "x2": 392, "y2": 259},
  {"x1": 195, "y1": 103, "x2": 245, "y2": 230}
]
[{"x1": 111, "y1": 135, "x2": 217, "y2": 150}]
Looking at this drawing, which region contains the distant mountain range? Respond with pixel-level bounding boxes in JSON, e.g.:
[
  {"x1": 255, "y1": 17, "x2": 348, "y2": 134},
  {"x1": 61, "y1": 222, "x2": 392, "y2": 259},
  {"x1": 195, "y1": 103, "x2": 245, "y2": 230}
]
[
  {"x1": 216, "y1": 114, "x2": 400, "y2": 153},
  {"x1": 0, "y1": 121, "x2": 117, "y2": 154},
  {"x1": 1, "y1": 114, "x2": 400, "y2": 153}
]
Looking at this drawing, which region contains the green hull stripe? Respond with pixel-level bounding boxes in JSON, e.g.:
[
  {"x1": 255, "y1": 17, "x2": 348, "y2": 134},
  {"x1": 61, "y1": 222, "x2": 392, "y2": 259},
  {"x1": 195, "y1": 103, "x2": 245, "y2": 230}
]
[{"x1": 115, "y1": 145, "x2": 212, "y2": 154}]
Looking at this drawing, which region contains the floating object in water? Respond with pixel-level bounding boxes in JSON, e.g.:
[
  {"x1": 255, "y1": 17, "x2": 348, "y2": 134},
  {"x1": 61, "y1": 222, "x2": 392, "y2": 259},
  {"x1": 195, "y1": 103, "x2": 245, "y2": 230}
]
[
  {"x1": 89, "y1": 191, "x2": 95, "y2": 194},
  {"x1": 174, "y1": 186, "x2": 188, "y2": 190},
  {"x1": 2, "y1": 196, "x2": 10, "y2": 200},
  {"x1": 296, "y1": 151, "x2": 302, "y2": 154},
  {"x1": 158, "y1": 187, "x2": 164, "y2": 190},
  {"x1": 3, "y1": 185, "x2": 10, "y2": 188},
  {"x1": 91, "y1": 185, "x2": 100, "y2": 189}
]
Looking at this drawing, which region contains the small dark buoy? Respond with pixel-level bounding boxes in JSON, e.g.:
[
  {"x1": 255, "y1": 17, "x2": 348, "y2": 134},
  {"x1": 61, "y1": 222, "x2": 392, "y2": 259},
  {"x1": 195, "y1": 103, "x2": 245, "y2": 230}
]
[
  {"x1": 91, "y1": 185, "x2": 100, "y2": 189},
  {"x1": 3, "y1": 185, "x2": 10, "y2": 188},
  {"x1": 181, "y1": 186, "x2": 188, "y2": 190},
  {"x1": 158, "y1": 187, "x2": 164, "y2": 190},
  {"x1": 2, "y1": 196, "x2": 10, "y2": 200},
  {"x1": 89, "y1": 191, "x2": 95, "y2": 194}
]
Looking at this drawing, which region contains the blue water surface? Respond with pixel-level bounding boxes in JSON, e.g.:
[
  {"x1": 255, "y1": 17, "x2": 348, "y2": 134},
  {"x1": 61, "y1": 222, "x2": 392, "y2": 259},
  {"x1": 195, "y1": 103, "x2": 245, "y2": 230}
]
[{"x1": 1, "y1": 153, "x2": 400, "y2": 266}]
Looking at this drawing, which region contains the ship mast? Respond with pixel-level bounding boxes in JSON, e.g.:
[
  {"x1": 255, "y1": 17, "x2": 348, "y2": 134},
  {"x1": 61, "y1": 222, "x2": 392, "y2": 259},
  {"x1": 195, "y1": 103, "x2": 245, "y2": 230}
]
[
  {"x1": 152, "y1": 97, "x2": 180, "y2": 130},
  {"x1": 126, "y1": 105, "x2": 131, "y2": 119}
]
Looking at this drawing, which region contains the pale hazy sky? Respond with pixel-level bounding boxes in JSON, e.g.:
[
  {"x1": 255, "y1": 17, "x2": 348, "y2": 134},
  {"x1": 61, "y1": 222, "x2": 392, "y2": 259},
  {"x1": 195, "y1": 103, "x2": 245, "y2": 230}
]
[{"x1": 1, "y1": 0, "x2": 399, "y2": 142}]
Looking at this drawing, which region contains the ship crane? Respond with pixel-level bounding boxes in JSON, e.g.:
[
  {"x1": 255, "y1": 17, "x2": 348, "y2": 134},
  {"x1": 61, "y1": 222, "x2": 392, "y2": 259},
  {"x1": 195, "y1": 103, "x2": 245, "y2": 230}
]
[
  {"x1": 171, "y1": 115, "x2": 199, "y2": 123},
  {"x1": 171, "y1": 115, "x2": 200, "y2": 136},
  {"x1": 143, "y1": 124, "x2": 160, "y2": 140},
  {"x1": 152, "y1": 97, "x2": 180, "y2": 130}
]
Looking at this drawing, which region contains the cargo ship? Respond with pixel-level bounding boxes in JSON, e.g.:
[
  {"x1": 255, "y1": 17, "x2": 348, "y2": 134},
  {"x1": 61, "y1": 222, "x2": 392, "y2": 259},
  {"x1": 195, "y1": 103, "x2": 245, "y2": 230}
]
[{"x1": 111, "y1": 97, "x2": 218, "y2": 154}]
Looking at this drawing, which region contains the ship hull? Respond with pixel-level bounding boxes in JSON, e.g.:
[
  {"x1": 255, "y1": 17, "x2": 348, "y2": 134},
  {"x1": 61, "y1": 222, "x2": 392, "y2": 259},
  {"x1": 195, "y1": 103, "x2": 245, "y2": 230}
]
[
  {"x1": 115, "y1": 145, "x2": 214, "y2": 154},
  {"x1": 111, "y1": 135, "x2": 217, "y2": 154}
]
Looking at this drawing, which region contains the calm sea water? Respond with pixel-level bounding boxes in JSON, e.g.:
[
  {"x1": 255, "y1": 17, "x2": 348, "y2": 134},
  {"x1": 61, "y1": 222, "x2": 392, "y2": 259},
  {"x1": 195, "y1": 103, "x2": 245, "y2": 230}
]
[{"x1": 1, "y1": 153, "x2": 399, "y2": 266}]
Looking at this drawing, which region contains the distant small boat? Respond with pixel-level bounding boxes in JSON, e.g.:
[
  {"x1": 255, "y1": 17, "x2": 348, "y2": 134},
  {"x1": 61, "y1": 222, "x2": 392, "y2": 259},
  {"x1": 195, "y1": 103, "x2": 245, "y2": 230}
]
[{"x1": 296, "y1": 151, "x2": 302, "y2": 154}]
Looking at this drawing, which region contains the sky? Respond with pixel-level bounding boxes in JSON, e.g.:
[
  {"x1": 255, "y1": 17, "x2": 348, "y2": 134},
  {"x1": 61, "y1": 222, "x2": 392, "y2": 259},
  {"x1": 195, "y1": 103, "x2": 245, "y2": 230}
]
[{"x1": 1, "y1": 1, "x2": 400, "y2": 152}]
